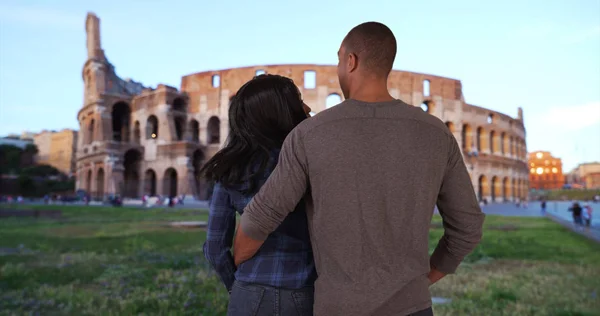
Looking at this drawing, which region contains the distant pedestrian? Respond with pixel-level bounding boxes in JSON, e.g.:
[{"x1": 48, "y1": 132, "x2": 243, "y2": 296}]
[
  {"x1": 541, "y1": 200, "x2": 547, "y2": 215},
  {"x1": 583, "y1": 202, "x2": 593, "y2": 228},
  {"x1": 569, "y1": 202, "x2": 583, "y2": 227}
]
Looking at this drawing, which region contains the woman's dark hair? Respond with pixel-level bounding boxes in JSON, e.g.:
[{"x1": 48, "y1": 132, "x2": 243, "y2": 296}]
[{"x1": 199, "y1": 74, "x2": 307, "y2": 193}]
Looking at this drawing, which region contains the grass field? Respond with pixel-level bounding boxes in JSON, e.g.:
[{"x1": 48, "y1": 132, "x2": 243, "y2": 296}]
[{"x1": 1, "y1": 205, "x2": 599, "y2": 315}]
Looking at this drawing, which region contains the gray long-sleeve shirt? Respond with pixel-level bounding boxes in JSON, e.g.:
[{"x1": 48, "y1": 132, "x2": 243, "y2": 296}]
[{"x1": 240, "y1": 99, "x2": 485, "y2": 316}]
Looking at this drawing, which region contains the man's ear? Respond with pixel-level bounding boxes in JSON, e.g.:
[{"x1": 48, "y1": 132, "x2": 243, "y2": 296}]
[{"x1": 347, "y1": 53, "x2": 358, "y2": 73}]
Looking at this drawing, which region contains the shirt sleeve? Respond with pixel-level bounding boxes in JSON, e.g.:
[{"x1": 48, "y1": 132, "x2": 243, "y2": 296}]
[
  {"x1": 431, "y1": 135, "x2": 485, "y2": 274},
  {"x1": 239, "y1": 128, "x2": 309, "y2": 241},
  {"x1": 202, "y1": 182, "x2": 237, "y2": 292}
]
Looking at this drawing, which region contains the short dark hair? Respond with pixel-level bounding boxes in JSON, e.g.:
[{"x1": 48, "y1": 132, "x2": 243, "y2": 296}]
[
  {"x1": 342, "y1": 22, "x2": 397, "y2": 76},
  {"x1": 199, "y1": 74, "x2": 307, "y2": 193}
]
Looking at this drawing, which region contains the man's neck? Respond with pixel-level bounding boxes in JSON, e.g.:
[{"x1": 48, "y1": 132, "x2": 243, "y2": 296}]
[
  {"x1": 348, "y1": 88, "x2": 395, "y2": 103},
  {"x1": 348, "y1": 77, "x2": 395, "y2": 103}
]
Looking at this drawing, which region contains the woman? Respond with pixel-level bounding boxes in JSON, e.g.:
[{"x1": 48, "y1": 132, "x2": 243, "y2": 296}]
[{"x1": 201, "y1": 74, "x2": 316, "y2": 316}]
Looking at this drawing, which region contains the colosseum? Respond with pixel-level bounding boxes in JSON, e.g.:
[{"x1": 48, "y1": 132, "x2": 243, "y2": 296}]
[{"x1": 76, "y1": 12, "x2": 529, "y2": 202}]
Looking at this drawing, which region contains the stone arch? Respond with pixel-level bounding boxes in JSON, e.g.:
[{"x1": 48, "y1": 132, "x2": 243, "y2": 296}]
[
  {"x1": 326, "y1": 93, "x2": 342, "y2": 109},
  {"x1": 86, "y1": 169, "x2": 92, "y2": 192},
  {"x1": 174, "y1": 116, "x2": 186, "y2": 141},
  {"x1": 502, "y1": 177, "x2": 509, "y2": 202},
  {"x1": 172, "y1": 97, "x2": 186, "y2": 112},
  {"x1": 111, "y1": 101, "x2": 131, "y2": 142},
  {"x1": 87, "y1": 119, "x2": 95, "y2": 144},
  {"x1": 489, "y1": 130, "x2": 496, "y2": 154},
  {"x1": 462, "y1": 124, "x2": 473, "y2": 151},
  {"x1": 146, "y1": 115, "x2": 158, "y2": 139},
  {"x1": 123, "y1": 149, "x2": 142, "y2": 198},
  {"x1": 478, "y1": 175, "x2": 489, "y2": 201},
  {"x1": 133, "y1": 121, "x2": 141, "y2": 144},
  {"x1": 207, "y1": 116, "x2": 220, "y2": 144},
  {"x1": 500, "y1": 132, "x2": 506, "y2": 155},
  {"x1": 509, "y1": 136, "x2": 514, "y2": 156},
  {"x1": 512, "y1": 178, "x2": 516, "y2": 200},
  {"x1": 144, "y1": 169, "x2": 157, "y2": 196},
  {"x1": 445, "y1": 122, "x2": 455, "y2": 134},
  {"x1": 420, "y1": 100, "x2": 435, "y2": 114},
  {"x1": 192, "y1": 149, "x2": 205, "y2": 198},
  {"x1": 189, "y1": 119, "x2": 200, "y2": 142},
  {"x1": 96, "y1": 168, "x2": 105, "y2": 199},
  {"x1": 163, "y1": 168, "x2": 178, "y2": 197},
  {"x1": 491, "y1": 176, "x2": 500, "y2": 202},
  {"x1": 476, "y1": 127, "x2": 486, "y2": 152}
]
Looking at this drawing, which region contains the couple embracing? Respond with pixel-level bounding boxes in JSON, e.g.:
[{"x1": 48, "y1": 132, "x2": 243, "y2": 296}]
[{"x1": 202, "y1": 22, "x2": 485, "y2": 316}]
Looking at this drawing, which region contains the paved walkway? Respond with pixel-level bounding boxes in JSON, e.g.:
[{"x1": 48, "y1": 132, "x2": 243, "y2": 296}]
[{"x1": 479, "y1": 201, "x2": 600, "y2": 243}]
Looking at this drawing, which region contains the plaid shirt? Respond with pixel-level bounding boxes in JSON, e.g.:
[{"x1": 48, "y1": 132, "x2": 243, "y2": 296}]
[{"x1": 202, "y1": 149, "x2": 317, "y2": 292}]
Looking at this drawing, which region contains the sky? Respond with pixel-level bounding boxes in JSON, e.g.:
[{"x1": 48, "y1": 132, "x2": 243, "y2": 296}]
[{"x1": 0, "y1": 0, "x2": 599, "y2": 171}]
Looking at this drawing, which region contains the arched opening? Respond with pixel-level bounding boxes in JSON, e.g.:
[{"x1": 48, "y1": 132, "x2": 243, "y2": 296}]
[
  {"x1": 462, "y1": 124, "x2": 472, "y2": 151},
  {"x1": 96, "y1": 168, "x2": 105, "y2": 199},
  {"x1": 489, "y1": 130, "x2": 496, "y2": 154},
  {"x1": 445, "y1": 122, "x2": 455, "y2": 134},
  {"x1": 174, "y1": 116, "x2": 185, "y2": 141},
  {"x1": 146, "y1": 115, "x2": 158, "y2": 139},
  {"x1": 420, "y1": 100, "x2": 434, "y2": 114},
  {"x1": 476, "y1": 127, "x2": 484, "y2": 152},
  {"x1": 326, "y1": 93, "x2": 342, "y2": 109},
  {"x1": 189, "y1": 120, "x2": 200, "y2": 142},
  {"x1": 512, "y1": 178, "x2": 516, "y2": 200},
  {"x1": 487, "y1": 113, "x2": 494, "y2": 124},
  {"x1": 172, "y1": 97, "x2": 186, "y2": 112},
  {"x1": 509, "y1": 137, "x2": 514, "y2": 156},
  {"x1": 144, "y1": 169, "x2": 157, "y2": 196},
  {"x1": 478, "y1": 175, "x2": 489, "y2": 201},
  {"x1": 192, "y1": 149, "x2": 205, "y2": 198},
  {"x1": 133, "y1": 121, "x2": 141, "y2": 144},
  {"x1": 423, "y1": 80, "x2": 431, "y2": 97},
  {"x1": 500, "y1": 132, "x2": 506, "y2": 154},
  {"x1": 491, "y1": 176, "x2": 500, "y2": 202},
  {"x1": 123, "y1": 149, "x2": 142, "y2": 198},
  {"x1": 207, "y1": 116, "x2": 220, "y2": 144},
  {"x1": 86, "y1": 169, "x2": 92, "y2": 192},
  {"x1": 111, "y1": 102, "x2": 131, "y2": 142},
  {"x1": 163, "y1": 168, "x2": 178, "y2": 197},
  {"x1": 502, "y1": 177, "x2": 509, "y2": 202},
  {"x1": 87, "y1": 120, "x2": 95, "y2": 144}
]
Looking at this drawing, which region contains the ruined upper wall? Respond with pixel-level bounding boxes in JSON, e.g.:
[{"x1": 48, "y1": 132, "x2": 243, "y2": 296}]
[{"x1": 180, "y1": 64, "x2": 464, "y2": 112}]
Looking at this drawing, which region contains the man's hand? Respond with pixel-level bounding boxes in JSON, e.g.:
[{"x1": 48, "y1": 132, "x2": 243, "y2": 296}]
[
  {"x1": 427, "y1": 264, "x2": 446, "y2": 286},
  {"x1": 233, "y1": 223, "x2": 265, "y2": 266}
]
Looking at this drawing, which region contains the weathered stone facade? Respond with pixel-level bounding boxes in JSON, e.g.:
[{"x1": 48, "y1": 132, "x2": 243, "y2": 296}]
[{"x1": 76, "y1": 12, "x2": 529, "y2": 202}]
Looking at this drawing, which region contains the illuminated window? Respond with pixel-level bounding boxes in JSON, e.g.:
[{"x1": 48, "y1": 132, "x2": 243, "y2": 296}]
[
  {"x1": 530, "y1": 168, "x2": 535, "y2": 173},
  {"x1": 536, "y1": 167, "x2": 544, "y2": 175},
  {"x1": 552, "y1": 167, "x2": 558, "y2": 173},
  {"x1": 530, "y1": 163, "x2": 534, "y2": 167},
  {"x1": 544, "y1": 160, "x2": 549, "y2": 165},
  {"x1": 545, "y1": 168, "x2": 550, "y2": 173},
  {"x1": 536, "y1": 152, "x2": 543, "y2": 159}
]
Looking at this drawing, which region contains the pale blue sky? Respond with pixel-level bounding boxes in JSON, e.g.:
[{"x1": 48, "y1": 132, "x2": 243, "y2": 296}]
[{"x1": 0, "y1": 0, "x2": 599, "y2": 171}]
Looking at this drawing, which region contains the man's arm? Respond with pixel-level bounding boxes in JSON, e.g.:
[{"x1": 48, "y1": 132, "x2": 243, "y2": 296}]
[
  {"x1": 430, "y1": 135, "x2": 485, "y2": 283},
  {"x1": 233, "y1": 128, "x2": 309, "y2": 265}
]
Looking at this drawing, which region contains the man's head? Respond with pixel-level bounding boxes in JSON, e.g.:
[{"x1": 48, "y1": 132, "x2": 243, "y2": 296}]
[{"x1": 337, "y1": 22, "x2": 397, "y2": 99}]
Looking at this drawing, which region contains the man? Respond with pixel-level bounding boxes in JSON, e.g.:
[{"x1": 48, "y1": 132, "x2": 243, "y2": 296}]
[{"x1": 234, "y1": 22, "x2": 485, "y2": 316}]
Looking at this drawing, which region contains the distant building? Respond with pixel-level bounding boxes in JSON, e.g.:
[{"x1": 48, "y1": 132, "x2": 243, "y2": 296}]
[
  {"x1": 33, "y1": 129, "x2": 78, "y2": 176},
  {"x1": 568, "y1": 162, "x2": 600, "y2": 189},
  {"x1": 528, "y1": 151, "x2": 565, "y2": 190}
]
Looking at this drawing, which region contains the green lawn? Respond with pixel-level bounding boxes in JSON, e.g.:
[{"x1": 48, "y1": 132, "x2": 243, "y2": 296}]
[{"x1": 1, "y1": 205, "x2": 599, "y2": 315}]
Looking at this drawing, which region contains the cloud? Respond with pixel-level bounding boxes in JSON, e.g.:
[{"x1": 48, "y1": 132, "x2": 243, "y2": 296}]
[
  {"x1": 539, "y1": 102, "x2": 600, "y2": 131},
  {"x1": 0, "y1": 3, "x2": 81, "y2": 29}
]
